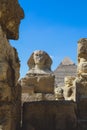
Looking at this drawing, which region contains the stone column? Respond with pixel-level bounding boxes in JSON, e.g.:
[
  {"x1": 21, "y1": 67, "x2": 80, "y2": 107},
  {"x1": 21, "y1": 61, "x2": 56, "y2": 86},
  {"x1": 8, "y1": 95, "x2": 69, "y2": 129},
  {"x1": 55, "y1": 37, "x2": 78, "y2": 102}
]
[
  {"x1": 0, "y1": 26, "x2": 21, "y2": 130},
  {"x1": 76, "y1": 38, "x2": 87, "y2": 130},
  {"x1": 0, "y1": 0, "x2": 24, "y2": 129}
]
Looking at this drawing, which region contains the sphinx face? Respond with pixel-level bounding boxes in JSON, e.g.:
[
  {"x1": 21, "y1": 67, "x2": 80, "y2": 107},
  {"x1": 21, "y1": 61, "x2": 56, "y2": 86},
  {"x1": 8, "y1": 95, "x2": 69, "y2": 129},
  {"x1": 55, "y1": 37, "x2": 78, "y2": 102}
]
[
  {"x1": 0, "y1": 0, "x2": 24, "y2": 39},
  {"x1": 33, "y1": 51, "x2": 46, "y2": 66}
]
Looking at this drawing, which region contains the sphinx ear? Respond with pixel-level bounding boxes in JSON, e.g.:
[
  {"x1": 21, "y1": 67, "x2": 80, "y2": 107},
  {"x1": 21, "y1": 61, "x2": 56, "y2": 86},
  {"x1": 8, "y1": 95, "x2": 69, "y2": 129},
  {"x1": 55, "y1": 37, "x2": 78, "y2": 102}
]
[{"x1": 27, "y1": 53, "x2": 35, "y2": 69}]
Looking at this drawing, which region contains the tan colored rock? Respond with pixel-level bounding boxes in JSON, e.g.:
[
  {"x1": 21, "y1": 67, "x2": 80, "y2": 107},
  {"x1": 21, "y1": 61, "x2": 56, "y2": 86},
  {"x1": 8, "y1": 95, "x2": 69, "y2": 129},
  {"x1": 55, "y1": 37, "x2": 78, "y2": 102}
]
[
  {"x1": 34, "y1": 75, "x2": 55, "y2": 93},
  {"x1": 0, "y1": 83, "x2": 12, "y2": 102},
  {"x1": 0, "y1": 26, "x2": 20, "y2": 86},
  {"x1": 0, "y1": 0, "x2": 24, "y2": 129},
  {"x1": 54, "y1": 87, "x2": 64, "y2": 100},
  {"x1": 78, "y1": 38, "x2": 87, "y2": 60},
  {"x1": 0, "y1": 0, "x2": 24, "y2": 40},
  {"x1": 21, "y1": 50, "x2": 55, "y2": 102},
  {"x1": 64, "y1": 76, "x2": 76, "y2": 101},
  {"x1": 76, "y1": 38, "x2": 87, "y2": 129},
  {"x1": 21, "y1": 74, "x2": 54, "y2": 94},
  {"x1": 76, "y1": 38, "x2": 87, "y2": 98},
  {"x1": 78, "y1": 62, "x2": 87, "y2": 76},
  {"x1": 0, "y1": 104, "x2": 21, "y2": 130},
  {"x1": 27, "y1": 50, "x2": 52, "y2": 74}
]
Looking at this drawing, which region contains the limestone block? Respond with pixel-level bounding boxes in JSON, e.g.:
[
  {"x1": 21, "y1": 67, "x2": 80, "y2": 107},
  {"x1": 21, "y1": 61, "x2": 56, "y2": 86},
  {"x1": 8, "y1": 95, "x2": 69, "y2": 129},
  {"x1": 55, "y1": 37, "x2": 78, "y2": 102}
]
[
  {"x1": 34, "y1": 75, "x2": 54, "y2": 93},
  {"x1": 21, "y1": 76, "x2": 37, "y2": 88},
  {"x1": 22, "y1": 101, "x2": 77, "y2": 130},
  {"x1": 22, "y1": 93, "x2": 55, "y2": 103},
  {"x1": 22, "y1": 93, "x2": 42, "y2": 102},
  {"x1": 21, "y1": 75, "x2": 55, "y2": 94}
]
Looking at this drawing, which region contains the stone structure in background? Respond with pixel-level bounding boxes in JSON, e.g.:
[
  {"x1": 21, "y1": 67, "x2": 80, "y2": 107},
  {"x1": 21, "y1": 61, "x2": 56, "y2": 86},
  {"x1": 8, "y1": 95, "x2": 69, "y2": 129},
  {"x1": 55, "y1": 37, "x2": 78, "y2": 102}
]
[
  {"x1": 54, "y1": 57, "x2": 77, "y2": 87},
  {"x1": 76, "y1": 38, "x2": 87, "y2": 130},
  {"x1": 21, "y1": 50, "x2": 55, "y2": 102},
  {"x1": 0, "y1": 0, "x2": 24, "y2": 129},
  {"x1": 64, "y1": 76, "x2": 76, "y2": 101}
]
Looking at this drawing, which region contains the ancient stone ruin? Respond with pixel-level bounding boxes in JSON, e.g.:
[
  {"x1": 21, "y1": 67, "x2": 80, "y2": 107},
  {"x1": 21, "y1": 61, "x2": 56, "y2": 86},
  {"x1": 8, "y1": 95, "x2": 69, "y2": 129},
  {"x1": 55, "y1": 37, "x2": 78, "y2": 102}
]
[
  {"x1": 21, "y1": 50, "x2": 55, "y2": 102},
  {"x1": 0, "y1": 0, "x2": 24, "y2": 129},
  {"x1": 0, "y1": 0, "x2": 87, "y2": 130}
]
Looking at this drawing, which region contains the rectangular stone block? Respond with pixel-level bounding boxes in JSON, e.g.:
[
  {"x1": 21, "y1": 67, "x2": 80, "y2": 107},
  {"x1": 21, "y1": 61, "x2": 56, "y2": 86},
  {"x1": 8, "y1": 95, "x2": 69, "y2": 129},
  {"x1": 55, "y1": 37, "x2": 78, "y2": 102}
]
[
  {"x1": 22, "y1": 75, "x2": 55, "y2": 94},
  {"x1": 34, "y1": 75, "x2": 54, "y2": 93}
]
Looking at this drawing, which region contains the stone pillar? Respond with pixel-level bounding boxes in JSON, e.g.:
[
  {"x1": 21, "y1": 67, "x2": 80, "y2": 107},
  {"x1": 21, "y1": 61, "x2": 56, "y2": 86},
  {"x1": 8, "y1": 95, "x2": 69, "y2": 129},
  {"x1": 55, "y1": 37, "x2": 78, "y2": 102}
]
[
  {"x1": 0, "y1": 0, "x2": 24, "y2": 129},
  {"x1": 76, "y1": 38, "x2": 87, "y2": 130},
  {"x1": 0, "y1": 26, "x2": 21, "y2": 130}
]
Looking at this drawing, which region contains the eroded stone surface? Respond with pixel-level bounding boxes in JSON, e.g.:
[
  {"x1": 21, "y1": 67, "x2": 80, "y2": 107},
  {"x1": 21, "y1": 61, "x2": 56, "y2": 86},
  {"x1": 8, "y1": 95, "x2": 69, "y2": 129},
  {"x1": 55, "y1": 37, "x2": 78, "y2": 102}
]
[
  {"x1": 0, "y1": 0, "x2": 24, "y2": 129},
  {"x1": 0, "y1": 0, "x2": 24, "y2": 40},
  {"x1": 0, "y1": 26, "x2": 21, "y2": 130},
  {"x1": 22, "y1": 101, "x2": 77, "y2": 130},
  {"x1": 54, "y1": 87, "x2": 64, "y2": 100},
  {"x1": 76, "y1": 38, "x2": 87, "y2": 129},
  {"x1": 27, "y1": 50, "x2": 52, "y2": 74},
  {"x1": 21, "y1": 50, "x2": 55, "y2": 102},
  {"x1": 64, "y1": 76, "x2": 76, "y2": 101}
]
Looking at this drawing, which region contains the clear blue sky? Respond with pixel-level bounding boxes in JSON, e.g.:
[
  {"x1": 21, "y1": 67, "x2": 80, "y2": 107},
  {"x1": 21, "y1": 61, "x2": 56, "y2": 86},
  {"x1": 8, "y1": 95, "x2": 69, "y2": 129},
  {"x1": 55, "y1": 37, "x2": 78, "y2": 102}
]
[{"x1": 10, "y1": 0, "x2": 87, "y2": 78}]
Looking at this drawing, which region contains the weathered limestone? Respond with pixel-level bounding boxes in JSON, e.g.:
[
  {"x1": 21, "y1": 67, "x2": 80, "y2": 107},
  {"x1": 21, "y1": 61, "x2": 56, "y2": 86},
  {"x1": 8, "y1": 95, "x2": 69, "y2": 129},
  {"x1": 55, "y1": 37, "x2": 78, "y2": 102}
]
[
  {"x1": 54, "y1": 57, "x2": 77, "y2": 87},
  {"x1": 0, "y1": 0, "x2": 24, "y2": 40},
  {"x1": 0, "y1": 0, "x2": 24, "y2": 129},
  {"x1": 64, "y1": 76, "x2": 76, "y2": 101},
  {"x1": 27, "y1": 50, "x2": 53, "y2": 74},
  {"x1": 22, "y1": 101, "x2": 77, "y2": 130},
  {"x1": 54, "y1": 87, "x2": 64, "y2": 100},
  {"x1": 21, "y1": 50, "x2": 55, "y2": 102},
  {"x1": 76, "y1": 38, "x2": 87, "y2": 129},
  {"x1": 76, "y1": 38, "x2": 87, "y2": 99}
]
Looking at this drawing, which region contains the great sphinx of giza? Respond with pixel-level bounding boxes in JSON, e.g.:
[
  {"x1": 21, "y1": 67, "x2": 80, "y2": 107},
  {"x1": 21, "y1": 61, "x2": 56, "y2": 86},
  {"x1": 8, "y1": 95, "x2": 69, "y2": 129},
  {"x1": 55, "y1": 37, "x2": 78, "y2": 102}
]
[
  {"x1": 21, "y1": 50, "x2": 55, "y2": 102},
  {"x1": 0, "y1": 0, "x2": 24, "y2": 130}
]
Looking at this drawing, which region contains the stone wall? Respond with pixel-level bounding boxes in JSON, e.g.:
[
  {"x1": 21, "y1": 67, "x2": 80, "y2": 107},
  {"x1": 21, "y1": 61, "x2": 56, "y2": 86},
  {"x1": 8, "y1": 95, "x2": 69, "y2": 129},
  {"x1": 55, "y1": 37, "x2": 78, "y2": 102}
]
[{"x1": 22, "y1": 101, "x2": 77, "y2": 130}]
